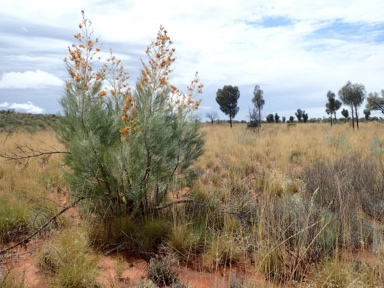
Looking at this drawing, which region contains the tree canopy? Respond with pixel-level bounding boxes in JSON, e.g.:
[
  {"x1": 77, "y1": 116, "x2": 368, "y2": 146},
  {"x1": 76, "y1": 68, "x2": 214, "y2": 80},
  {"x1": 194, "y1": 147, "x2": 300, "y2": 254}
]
[
  {"x1": 205, "y1": 111, "x2": 218, "y2": 124},
  {"x1": 252, "y1": 85, "x2": 265, "y2": 127},
  {"x1": 366, "y1": 90, "x2": 384, "y2": 114},
  {"x1": 341, "y1": 108, "x2": 349, "y2": 123},
  {"x1": 325, "y1": 91, "x2": 342, "y2": 126},
  {"x1": 338, "y1": 81, "x2": 366, "y2": 129},
  {"x1": 216, "y1": 85, "x2": 240, "y2": 128}
]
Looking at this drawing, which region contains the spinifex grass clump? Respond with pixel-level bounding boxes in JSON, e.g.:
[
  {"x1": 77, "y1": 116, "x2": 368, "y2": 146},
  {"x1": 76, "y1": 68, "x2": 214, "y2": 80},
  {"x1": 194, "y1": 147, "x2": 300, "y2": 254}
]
[{"x1": 56, "y1": 12, "x2": 204, "y2": 224}]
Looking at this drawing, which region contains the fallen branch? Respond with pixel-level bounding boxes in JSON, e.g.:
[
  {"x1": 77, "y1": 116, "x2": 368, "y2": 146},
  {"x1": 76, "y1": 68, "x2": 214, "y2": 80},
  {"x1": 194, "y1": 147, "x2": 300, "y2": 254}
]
[{"x1": 0, "y1": 197, "x2": 84, "y2": 256}]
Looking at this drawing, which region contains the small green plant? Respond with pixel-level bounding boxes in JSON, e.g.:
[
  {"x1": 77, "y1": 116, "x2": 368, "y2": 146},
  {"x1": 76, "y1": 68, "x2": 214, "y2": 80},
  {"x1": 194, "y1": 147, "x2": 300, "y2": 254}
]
[
  {"x1": 229, "y1": 272, "x2": 245, "y2": 288},
  {"x1": 324, "y1": 132, "x2": 350, "y2": 151},
  {"x1": 133, "y1": 279, "x2": 158, "y2": 288},
  {"x1": 38, "y1": 228, "x2": 99, "y2": 288},
  {"x1": 0, "y1": 194, "x2": 31, "y2": 243},
  {"x1": 202, "y1": 234, "x2": 241, "y2": 271},
  {"x1": 167, "y1": 223, "x2": 206, "y2": 260},
  {"x1": 114, "y1": 254, "x2": 127, "y2": 279},
  {"x1": 147, "y1": 256, "x2": 178, "y2": 287},
  {"x1": 256, "y1": 247, "x2": 285, "y2": 282},
  {"x1": 139, "y1": 218, "x2": 171, "y2": 250},
  {"x1": 0, "y1": 266, "x2": 26, "y2": 288},
  {"x1": 371, "y1": 135, "x2": 384, "y2": 155},
  {"x1": 315, "y1": 259, "x2": 348, "y2": 288}
]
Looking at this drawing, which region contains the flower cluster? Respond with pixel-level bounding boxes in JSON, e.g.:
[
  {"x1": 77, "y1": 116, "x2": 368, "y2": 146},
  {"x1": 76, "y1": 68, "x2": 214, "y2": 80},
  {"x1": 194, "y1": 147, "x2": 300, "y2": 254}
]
[
  {"x1": 65, "y1": 11, "x2": 135, "y2": 142},
  {"x1": 64, "y1": 11, "x2": 105, "y2": 94},
  {"x1": 121, "y1": 25, "x2": 203, "y2": 129}
]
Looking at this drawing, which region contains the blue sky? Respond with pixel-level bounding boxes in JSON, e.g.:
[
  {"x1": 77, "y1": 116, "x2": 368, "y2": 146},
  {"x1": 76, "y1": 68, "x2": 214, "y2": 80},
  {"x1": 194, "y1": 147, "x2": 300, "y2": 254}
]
[{"x1": 1, "y1": 0, "x2": 384, "y2": 120}]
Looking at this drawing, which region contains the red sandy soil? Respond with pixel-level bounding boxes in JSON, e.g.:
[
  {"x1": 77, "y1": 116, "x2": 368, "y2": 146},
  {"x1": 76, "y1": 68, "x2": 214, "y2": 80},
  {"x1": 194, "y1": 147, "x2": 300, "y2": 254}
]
[
  {"x1": 2, "y1": 241, "x2": 258, "y2": 288},
  {"x1": 1, "y1": 189, "x2": 267, "y2": 288}
]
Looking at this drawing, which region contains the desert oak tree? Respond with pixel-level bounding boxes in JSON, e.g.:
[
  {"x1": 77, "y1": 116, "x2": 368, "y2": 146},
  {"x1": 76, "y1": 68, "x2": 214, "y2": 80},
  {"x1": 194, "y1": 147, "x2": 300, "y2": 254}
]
[
  {"x1": 338, "y1": 81, "x2": 366, "y2": 129},
  {"x1": 252, "y1": 85, "x2": 265, "y2": 127},
  {"x1": 215, "y1": 85, "x2": 240, "y2": 128},
  {"x1": 366, "y1": 90, "x2": 384, "y2": 115},
  {"x1": 325, "y1": 91, "x2": 342, "y2": 127}
]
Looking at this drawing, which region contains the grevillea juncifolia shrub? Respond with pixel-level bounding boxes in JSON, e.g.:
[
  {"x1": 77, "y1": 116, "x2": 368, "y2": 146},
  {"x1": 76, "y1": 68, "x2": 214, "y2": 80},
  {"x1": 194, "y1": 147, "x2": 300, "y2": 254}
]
[{"x1": 56, "y1": 12, "x2": 205, "y2": 218}]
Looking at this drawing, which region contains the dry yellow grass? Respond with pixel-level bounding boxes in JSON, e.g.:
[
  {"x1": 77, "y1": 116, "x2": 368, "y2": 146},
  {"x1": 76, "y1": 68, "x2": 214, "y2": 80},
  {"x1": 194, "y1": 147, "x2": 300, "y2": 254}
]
[{"x1": 1, "y1": 122, "x2": 384, "y2": 287}]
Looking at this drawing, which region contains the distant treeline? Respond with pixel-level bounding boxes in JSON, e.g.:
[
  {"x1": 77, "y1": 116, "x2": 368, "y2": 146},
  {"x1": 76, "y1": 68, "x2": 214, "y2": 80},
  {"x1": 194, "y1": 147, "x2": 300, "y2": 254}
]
[
  {"x1": 0, "y1": 110, "x2": 58, "y2": 132},
  {"x1": 204, "y1": 117, "x2": 384, "y2": 125}
]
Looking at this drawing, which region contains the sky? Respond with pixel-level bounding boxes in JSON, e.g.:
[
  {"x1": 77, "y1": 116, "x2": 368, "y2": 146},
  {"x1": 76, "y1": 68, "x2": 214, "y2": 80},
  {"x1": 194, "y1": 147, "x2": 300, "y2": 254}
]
[{"x1": 1, "y1": 0, "x2": 384, "y2": 121}]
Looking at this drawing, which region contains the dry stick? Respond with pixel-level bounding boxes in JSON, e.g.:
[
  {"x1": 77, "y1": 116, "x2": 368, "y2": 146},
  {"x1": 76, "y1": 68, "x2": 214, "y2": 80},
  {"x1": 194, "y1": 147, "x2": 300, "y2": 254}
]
[
  {"x1": 0, "y1": 197, "x2": 84, "y2": 256},
  {"x1": 0, "y1": 149, "x2": 70, "y2": 161}
]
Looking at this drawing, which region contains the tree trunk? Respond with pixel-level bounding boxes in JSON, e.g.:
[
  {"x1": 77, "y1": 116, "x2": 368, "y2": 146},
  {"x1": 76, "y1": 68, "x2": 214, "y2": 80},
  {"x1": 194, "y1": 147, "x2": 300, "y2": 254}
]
[
  {"x1": 354, "y1": 105, "x2": 359, "y2": 129},
  {"x1": 230, "y1": 115, "x2": 232, "y2": 128},
  {"x1": 351, "y1": 106, "x2": 355, "y2": 129}
]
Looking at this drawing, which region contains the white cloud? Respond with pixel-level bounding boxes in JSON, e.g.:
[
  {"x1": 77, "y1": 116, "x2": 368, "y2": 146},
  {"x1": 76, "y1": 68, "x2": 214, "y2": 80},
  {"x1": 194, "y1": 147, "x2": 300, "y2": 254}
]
[
  {"x1": 1, "y1": 1, "x2": 384, "y2": 118},
  {"x1": 0, "y1": 70, "x2": 63, "y2": 89},
  {"x1": 0, "y1": 101, "x2": 44, "y2": 114}
]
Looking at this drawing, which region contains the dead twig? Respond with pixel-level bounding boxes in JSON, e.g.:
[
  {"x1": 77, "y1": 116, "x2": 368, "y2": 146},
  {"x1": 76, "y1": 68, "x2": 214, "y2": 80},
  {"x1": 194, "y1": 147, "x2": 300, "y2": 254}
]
[
  {"x1": 0, "y1": 143, "x2": 70, "y2": 161},
  {"x1": 0, "y1": 197, "x2": 84, "y2": 256}
]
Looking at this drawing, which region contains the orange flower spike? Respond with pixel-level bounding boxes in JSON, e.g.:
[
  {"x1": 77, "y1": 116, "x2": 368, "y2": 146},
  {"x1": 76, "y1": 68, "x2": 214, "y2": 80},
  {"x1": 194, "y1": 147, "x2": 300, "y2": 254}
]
[
  {"x1": 122, "y1": 114, "x2": 128, "y2": 121},
  {"x1": 120, "y1": 126, "x2": 130, "y2": 135}
]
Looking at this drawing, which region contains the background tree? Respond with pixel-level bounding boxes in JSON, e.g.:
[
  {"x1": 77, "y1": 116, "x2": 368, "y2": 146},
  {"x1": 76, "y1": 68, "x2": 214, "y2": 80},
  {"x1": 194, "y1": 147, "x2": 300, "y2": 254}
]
[
  {"x1": 247, "y1": 107, "x2": 259, "y2": 129},
  {"x1": 338, "y1": 81, "x2": 366, "y2": 129},
  {"x1": 205, "y1": 111, "x2": 218, "y2": 125},
  {"x1": 325, "y1": 91, "x2": 342, "y2": 126},
  {"x1": 266, "y1": 114, "x2": 274, "y2": 123},
  {"x1": 295, "y1": 109, "x2": 304, "y2": 122},
  {"x1": 252, "y1": 85, "x2": 265, "y2": 127},
  {"x1": 289, "y1": 116, "x2": 294, "y2": 123},
  {"x1": 366, "y1": 90, "x2": 384, "y2": 114},
  {"x1": 274, "y1": 113, "x2": 280, "y2": 123},
  {"x1": 282, "y1": 116, "x2": 286, "y2": 123},
  {"x1": 341, "y1": 108, "x2": 349, "y2": 123},
  {"x1": 363, "y1": 109, "x2": 371, "y2": 121},
  {"x1": 216, "y1": 85, "x2": 240, "y2": 128},
  {"x1": 303, "y1": 112, "x2": 308, "y2": 123}
]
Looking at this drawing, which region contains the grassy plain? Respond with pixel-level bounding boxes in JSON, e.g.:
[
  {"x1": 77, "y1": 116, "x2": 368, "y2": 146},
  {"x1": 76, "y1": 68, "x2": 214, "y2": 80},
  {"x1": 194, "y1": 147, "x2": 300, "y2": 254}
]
[{"x1": 1, "y1": 122, "x2": 384, "y2": 287}]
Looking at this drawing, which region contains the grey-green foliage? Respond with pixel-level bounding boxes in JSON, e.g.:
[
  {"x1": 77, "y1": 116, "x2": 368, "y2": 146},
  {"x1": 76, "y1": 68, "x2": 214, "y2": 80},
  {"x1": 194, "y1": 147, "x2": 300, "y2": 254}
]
[
  {"x1": 121, "y1": 85, "x2": 204, "y2": 209},
  {"x1": 56, "y1": 15, "x2": 204, "y2": 216},
  {"x1": 366, "y1": 90, "x2": 384, "y2": 114},
  {"x1": 58, "y1": 87, "x2": 122, "y2": 203},
  {"x1": 252, "y1": 84, "x2": 264, "y2": 126},
  {"x1": 324, "y1": 133, "x2": 350, "y2": 151},
  {"x1": 371, "y1": 136, "x2": 384, "y2": 155},
  {"x1": 338, "y1": 81, "x2": 366, "y2": 129}
]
